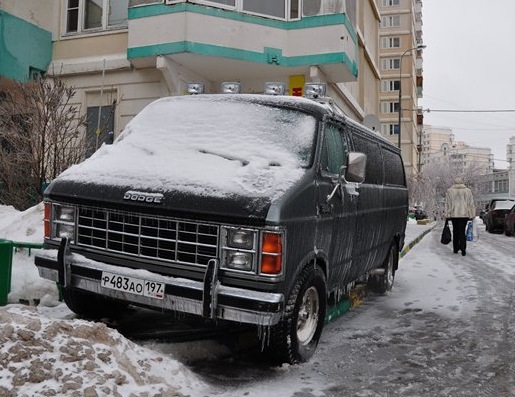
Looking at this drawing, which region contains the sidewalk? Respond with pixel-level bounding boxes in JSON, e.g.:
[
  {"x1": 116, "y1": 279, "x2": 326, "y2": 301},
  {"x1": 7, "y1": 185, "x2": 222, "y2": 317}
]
[{"x1": 401, "y1": 220, "x2": 438, "y2": 259}]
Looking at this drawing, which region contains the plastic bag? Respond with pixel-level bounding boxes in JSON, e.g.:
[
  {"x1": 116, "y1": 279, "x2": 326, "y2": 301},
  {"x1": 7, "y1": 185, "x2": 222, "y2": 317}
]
[
  {"x1": 441, "y1": 220, "x2": 451, "y2": 245},
  {"x1": 472, "y1": 217, "x2": 479, "y2": 240},
  {"x1": 466, "y1": 221, "x2": 473, "y2": 242}
]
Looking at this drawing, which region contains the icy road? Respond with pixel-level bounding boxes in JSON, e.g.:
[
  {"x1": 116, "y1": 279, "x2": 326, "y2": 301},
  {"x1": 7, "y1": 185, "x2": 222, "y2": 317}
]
[{"x1": 172, "y1": 223, "x2": 515, "y2": 397}]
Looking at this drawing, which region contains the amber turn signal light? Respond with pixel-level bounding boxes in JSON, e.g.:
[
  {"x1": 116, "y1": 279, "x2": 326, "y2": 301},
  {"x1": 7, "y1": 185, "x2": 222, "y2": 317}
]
[
  {"x1": 261, "y1": 233, "x2": 282, "y2": 274},
  {"x1": 44, "y1": 202, "x2": 51, "y2": 239}
]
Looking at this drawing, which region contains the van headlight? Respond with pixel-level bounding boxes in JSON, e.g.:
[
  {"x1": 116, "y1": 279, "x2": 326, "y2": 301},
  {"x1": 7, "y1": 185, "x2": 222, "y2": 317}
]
[
  {"x1": 221, "y1": 227, "x2": 284, "y2": 276},
  {"x1": 50, "y1": 204, "x2": 76, "y2": 242},
  {"x1": 222, "y1": 227, "x2": 257, "y2": 272},
  {"x1": 227, "y1": 228, "x2": 255, "y2": 250}
]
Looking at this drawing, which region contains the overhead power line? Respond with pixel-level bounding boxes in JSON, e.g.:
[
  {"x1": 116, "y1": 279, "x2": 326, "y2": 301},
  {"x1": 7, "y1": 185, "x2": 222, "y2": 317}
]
[{"x1": 424, "y1": 109, "x2": 515, "y2": 113}]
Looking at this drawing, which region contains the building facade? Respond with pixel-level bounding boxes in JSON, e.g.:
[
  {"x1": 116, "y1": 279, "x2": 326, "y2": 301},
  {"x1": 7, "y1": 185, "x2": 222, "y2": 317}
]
[
  {"x1": 378, "y1": 0, "x2": 424, "y2": 176},
  {"x1": 0, "y1": 0, "x2": 388, "y2": 159},
  {"x1": 422, "y1": 125, "x2": 494, "y2": 175},
  {"x1": 0, "y1": 1, "x2": 53, "y2": 87},
  {"x1": 507, "y1": 136, "x2": 515, "y2": 199}
]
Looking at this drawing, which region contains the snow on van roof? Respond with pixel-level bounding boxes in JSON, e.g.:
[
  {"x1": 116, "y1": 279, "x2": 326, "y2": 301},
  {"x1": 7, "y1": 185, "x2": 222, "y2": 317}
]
[{"x1": 58, "y1": 95, "x2": 318, "y2": 201}]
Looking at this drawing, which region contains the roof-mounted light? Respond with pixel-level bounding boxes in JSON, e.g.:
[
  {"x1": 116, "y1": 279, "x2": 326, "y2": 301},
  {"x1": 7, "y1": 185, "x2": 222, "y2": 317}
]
[
  {"x1": 264, "y1": 82, "x2": 286, "y2": 96},
  {"x1": 304, "y1": 83, "x2": 327, "y2": 99},
  {"x1": 221, "y1": 82, "x2": 241, "y2": 94},
  {"x1": 187, "y1": 82, "x2": 205, "y2": 95}
]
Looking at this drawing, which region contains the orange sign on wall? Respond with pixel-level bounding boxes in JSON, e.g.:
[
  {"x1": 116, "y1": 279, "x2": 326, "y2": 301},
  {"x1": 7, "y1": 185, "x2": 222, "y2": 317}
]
[{"x1": 289, "y1": 75, "x2": 305, "y2": 96}]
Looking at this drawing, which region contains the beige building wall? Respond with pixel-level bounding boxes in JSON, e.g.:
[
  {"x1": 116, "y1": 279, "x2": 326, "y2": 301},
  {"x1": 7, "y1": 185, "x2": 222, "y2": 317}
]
[
  {"x1": 338, "y1": 0, "x2": 381, "y2": 130},
  {"x1": 12, "y1": 1, "x2": 383, "y2": 156},
  {"x1": 0, "y1": 0, "x2": 56, "y2": 32},
  {"x1": 379, "y1": 0, "x2": 424, "y2": 176},
  {"x1": 422, "y1": 125, "x2": 494, "y2": 175}
]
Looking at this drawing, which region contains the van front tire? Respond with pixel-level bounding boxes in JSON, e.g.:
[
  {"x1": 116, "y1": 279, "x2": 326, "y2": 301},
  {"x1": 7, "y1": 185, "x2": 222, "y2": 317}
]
[{"x1": 268, "y1": 265, "x2": 327, "y2": 364}]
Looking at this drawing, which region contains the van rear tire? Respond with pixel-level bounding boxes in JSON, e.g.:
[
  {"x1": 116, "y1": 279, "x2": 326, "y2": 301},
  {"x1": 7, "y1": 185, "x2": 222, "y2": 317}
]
[
  {"x1": 370, "y1": 243, "x2": 396, "y2": 293},
  {"x1": 267, "y1": 265, "x2": 327, "y2": 364}
]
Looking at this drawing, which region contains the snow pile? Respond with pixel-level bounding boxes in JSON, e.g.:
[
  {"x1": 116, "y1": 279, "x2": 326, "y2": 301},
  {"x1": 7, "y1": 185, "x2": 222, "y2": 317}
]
[
  {"x1": 58, "y1": 95, "x2": 316, "y2": 200},
  {"x1": 0, "y1": 305, "x2": 206, "y2": 397},
  {"x1": 0, "y1": 203, "x2": 44, "y2": 243},
  {"x1": 0, "y1": 205, "x2": 209, "y2": 396}
]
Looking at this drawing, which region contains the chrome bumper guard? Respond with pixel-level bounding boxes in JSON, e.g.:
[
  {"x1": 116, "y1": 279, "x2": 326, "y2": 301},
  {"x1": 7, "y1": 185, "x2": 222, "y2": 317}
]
[{"x1": 35, "y1": 240, "x2": 284, "y2": 327}]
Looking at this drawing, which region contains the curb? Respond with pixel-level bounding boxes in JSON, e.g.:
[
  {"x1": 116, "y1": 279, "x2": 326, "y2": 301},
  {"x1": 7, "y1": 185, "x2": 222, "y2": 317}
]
[{"x1": 400, "y1": 223, "x2": 437, "y2": 259}]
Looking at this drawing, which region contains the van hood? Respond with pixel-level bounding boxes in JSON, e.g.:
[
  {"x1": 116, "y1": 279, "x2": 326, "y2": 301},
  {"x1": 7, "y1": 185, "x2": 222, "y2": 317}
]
[
  {"x1": 55, "y1": 95, "x2": 316, "y2": 204},
  {"x1": 45, "y1": 179, "x2": 273, "y2": 225}
]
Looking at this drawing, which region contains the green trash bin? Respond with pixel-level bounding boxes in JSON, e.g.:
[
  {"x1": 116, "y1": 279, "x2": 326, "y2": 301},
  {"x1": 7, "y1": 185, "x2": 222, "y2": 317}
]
[{"x1": 0, "y1": 240, "x2": 13, "y2": 306}]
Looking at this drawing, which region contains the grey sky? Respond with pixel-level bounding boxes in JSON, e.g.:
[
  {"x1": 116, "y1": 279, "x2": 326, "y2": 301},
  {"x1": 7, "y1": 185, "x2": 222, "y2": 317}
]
[{"x1": 420, "y1": 0, "x2": 515, "y2": 169}]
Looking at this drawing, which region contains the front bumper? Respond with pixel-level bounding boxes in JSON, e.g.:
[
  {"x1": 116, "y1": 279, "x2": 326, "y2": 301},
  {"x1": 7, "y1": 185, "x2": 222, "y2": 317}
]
[{"x1": 35, "y1": 241, "x2": 284, "y2": 326}]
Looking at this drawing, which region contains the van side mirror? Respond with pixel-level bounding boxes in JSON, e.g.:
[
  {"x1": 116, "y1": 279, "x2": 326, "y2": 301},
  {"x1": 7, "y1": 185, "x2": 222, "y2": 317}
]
[{"x1": 344, "y1": 152, "x2": 366, "y2": 183}]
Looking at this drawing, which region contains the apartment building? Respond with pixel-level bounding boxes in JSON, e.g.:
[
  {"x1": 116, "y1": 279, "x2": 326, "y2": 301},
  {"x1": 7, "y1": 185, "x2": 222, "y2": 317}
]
[
  {"x1": 0, "y1": 2, "x2": 53, "y2": 87},
  {"x1": 422, "y1": 125, "x2": 494, "y2": 174},
  {"x1": 507, "y1": 136, "x2": 515, "y2": 198},
  {"x1": 378, "y1": 0, "x2": 424, "y2": 176},
  {"x1": 0, "y1": 1, "x2": 386, "y2": 158}
]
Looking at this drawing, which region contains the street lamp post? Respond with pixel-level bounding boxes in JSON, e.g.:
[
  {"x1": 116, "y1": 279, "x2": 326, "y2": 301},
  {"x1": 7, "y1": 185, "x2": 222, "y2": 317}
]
[{"x1": 397, "y1": 44, "x2": 426, "y2": 149}]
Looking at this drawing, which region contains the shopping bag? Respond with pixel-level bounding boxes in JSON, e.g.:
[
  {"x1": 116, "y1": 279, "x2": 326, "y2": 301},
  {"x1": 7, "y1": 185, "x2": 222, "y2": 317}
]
[
  {"x1": 466, "y1": 221, "x2": 473, "y2": 242},
  {"x1": 441, "y1": 220, "x2": 451, "y2": 245},
  {"x1": 472, "y1": 217, "x2": 479, "y2": 240}
]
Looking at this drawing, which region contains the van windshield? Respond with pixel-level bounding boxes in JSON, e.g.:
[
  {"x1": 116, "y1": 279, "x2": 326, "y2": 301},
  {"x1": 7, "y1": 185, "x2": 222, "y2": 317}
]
[
  {"x1": 60, "y1": 95, "x2": 318, "y2": 200},
  {"x1": 122, "y1": 96, "x2": 318, "y2": 168}
]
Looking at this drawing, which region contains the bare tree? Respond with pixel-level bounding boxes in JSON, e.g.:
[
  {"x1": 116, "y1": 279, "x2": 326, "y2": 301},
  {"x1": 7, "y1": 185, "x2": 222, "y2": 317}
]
[
  {"x1": 0, "y1": 76, "x2": 87, "y2": 210},
  {"x1": 409, "y1": 159, "x2": 487, "y2": 219}
]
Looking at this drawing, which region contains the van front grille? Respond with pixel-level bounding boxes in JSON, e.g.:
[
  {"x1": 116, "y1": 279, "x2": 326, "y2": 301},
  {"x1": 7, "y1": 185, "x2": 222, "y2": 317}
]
[{"x1": 76, "y1": 207, "x2": 219, "y2": 267}]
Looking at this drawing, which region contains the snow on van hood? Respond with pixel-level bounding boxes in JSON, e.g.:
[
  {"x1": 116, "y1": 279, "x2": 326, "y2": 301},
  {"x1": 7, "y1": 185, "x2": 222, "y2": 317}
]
[{"x1": 58, "y1": 95, "x2": 317, "y2": 201}]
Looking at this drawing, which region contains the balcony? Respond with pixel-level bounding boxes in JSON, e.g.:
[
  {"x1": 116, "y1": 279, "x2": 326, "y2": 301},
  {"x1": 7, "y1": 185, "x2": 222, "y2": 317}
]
[{"x1": 127, "y1": 2, "x2": 358, "y2": 87}]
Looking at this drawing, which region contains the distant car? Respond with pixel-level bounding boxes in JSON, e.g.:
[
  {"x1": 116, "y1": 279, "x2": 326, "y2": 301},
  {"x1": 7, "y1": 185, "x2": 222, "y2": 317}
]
[
  {"x1": 413, "y1": 206, "x2": 428, "y2": 220},
  {"x1": 504, "y1": 205, "x2": 515, "y2": 236},
  {"x1": 485, "y1": 200, "x2": 515, "y2": 233}
]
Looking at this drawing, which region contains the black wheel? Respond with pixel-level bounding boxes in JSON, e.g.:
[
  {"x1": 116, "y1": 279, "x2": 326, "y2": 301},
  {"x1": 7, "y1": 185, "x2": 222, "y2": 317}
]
[
  {"x1": 267, "y1": 265, "x2": 327, "y2": 364},
  {"x1": 62, "y1": 287, "x2": 128, "y2": 319},
  {"x1": 369, "y1": 243, "x2": 397, "y2": 293}
]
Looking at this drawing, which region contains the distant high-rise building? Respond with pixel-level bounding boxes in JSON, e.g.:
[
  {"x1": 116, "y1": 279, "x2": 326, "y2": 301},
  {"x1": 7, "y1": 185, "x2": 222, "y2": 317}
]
[
  {"x1": 422, "y1": 125, "x2": 494, "y2": 175},
  {"x1": 379, "y1": 0, "x2": 424, "y2": 176}
]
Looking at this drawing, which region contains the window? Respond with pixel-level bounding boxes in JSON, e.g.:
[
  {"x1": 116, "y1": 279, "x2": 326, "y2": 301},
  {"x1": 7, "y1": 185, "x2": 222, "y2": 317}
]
[
  {"x1": 381, "y1": 37, "x2": 400, "y2": 49},
  {"x1": 321, "y1": 125, "x2": 347, "y2": 175},
  {"x1": 383, "y1": 149, "x2": 405, "y2": 186},
  {"x1": 381, "y1": 102, "x2": 399, "y2": 114},
  {"x1": 86, "y1": 105, "x2": 115, "y2": 158},
  {"x1": 203, "y1": 0, "x2": 236, "y2": 6},
  {"x1": 381, "y1": 79, "x2": 400, "y2": 92},
  {"x1": 190, "y1": 0, "x2": 301, "y2": 20},
  {"x1": 65, "y1": 0, "x2": 128, "y2": 34},
  {"x1": 383, "y1": 0, "x2": 399, "y2": 6},
  {"x1": 242, "y1": 0, "x2": 286, "y2": 19},
  {"x1": 381, "y1": 124, "x2": 399, "y2": 136},
  {"x1": 381, "y1": 58, "x2": 400, "y2": 70},
  {"x1": 381, "y1": 15, "x2": 400, "y2": 28},
  {"x1": 351, "y1": 133, "x2": 383, "y2": 185}
]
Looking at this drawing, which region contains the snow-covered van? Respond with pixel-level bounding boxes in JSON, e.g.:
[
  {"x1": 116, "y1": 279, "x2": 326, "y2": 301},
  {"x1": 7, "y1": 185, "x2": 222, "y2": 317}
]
[{"x1": 35, "y1": 84, "x2": 408, "y2": 363}]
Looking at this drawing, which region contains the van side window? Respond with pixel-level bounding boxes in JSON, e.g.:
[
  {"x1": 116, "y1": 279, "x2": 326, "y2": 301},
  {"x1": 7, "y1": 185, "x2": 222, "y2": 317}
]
[
  {"x1": 320, "y1": 125, "x2": 347, "y2": 175},
  {"x1": 383, "y1": 148, "x2": 406, "y2": 186},
  {"x1": 351, "y1": 132, "x2": 383, "y2": 185}
]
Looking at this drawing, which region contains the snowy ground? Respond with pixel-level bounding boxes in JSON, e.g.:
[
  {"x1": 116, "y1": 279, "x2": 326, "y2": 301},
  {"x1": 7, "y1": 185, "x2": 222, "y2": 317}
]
[{"x1": 0, "y1": 205, "x2": 436, "y2": 396}]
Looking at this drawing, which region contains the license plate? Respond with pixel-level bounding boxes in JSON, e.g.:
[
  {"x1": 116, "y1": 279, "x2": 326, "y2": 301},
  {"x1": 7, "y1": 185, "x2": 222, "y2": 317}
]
[{"x1": 101, "y1": 272, "x2": 165, "y2": 300}]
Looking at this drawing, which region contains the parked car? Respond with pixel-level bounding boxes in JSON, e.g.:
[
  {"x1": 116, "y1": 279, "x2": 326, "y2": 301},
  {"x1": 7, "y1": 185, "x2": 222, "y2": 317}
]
[
  {"x1": 485, "y1": 200, "x2": 515, "y2": 233},
  {"x1": 504, "y1": 205, "x2": 515, "y2": 236},
  {"x1": 413, "y1": 206, "x2": 428, "y2": 220},
  {"x1": 34, "y1": 83, "x2": 408, "y2": 364}
]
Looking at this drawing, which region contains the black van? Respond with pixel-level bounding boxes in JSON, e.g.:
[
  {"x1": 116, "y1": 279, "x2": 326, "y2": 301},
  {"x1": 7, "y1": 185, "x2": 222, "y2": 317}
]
[{"x1": 35, "y1": 85, "x2": 408, "y2": 364}]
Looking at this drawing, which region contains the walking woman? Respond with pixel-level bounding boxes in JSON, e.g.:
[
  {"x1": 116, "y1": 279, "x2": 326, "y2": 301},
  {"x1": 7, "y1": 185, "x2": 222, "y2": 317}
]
[{"x1": 445, "y1": 177, "x2": 476, "y2": 256}]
